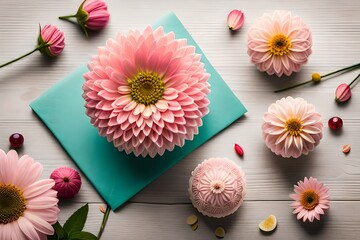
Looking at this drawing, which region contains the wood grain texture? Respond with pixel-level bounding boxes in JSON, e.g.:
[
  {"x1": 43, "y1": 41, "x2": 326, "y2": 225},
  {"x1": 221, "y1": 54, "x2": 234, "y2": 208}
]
[{"x1": 0, "y1": 0, "x2": 360, "y2": 239}]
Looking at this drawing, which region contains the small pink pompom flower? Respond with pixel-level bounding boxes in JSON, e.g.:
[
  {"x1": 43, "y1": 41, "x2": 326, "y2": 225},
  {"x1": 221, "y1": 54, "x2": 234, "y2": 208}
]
[
  {"x1": 83, "y1": 26, "x2": 211, "y2": 158},
  {"x1": 247, "y1": 10, "x2": 312, "y2": 77},
  {"x1": 0, "y1": 24, "x2": 64, "y2": 68},
  {"x1": 227, "y1": 10, "x2": 245, "y2": 31},
  {"x1": 290, "y1": 177, "x2": 330, "y2": 222},
  {"x1": 189, "y1": 157, "x2": 246, "y2": 218},
  {"x1": 50, "y1": 167, "x2": 82, "y2": 199},
  {"x1": 262, "y1": 97, "x2": 323, "y2": 158},
  {"x1": 59, "y1": 0, "x2": 110, "y2": 37}
]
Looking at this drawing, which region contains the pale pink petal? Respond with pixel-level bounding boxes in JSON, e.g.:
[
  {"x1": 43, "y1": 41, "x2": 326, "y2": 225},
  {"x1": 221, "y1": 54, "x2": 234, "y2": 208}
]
[
  {"x1": 23, "y1": 179, "x2": 55, "y2": 199},
  {"x1": 23, "y1": 212, "x2": 54, "y2": 235},
  {"x1": 17, "y1": 217, "x2": 41, "y2": 240}
]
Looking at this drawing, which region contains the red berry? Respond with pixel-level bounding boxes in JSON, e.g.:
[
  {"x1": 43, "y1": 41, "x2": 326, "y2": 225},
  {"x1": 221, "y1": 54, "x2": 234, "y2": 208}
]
[
  {"x1": 9, "y1": 133, "x2": 24, "y2": 148},
  {"x1": 328, "y1": 116, "x2": 343, "y2": 130}
]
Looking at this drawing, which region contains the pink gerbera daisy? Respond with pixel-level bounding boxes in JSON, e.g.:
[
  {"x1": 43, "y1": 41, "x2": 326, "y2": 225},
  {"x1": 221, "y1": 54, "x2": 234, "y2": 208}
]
[
  {"x1": 0, "y1": 149, "x2": 59, "y2": 240},
  {"x1": 247, "y1": 10, "x2": 312, "y2": 77},
  {"x1": 262, "y1": 96, "x2": 323, "y2": 158},
  {"x1": 83, "y1": 26, "x2": 211, "y2": 158},
  {"x1": 290, "y1": 177, "x2": 330, "y2": 222}
]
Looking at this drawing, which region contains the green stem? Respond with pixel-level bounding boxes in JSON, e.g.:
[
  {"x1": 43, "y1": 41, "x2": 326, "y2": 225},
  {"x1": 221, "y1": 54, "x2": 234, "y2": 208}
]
[
  {"x1": 0, "y1": 47, "x2": 39, "y2": 68},
  {"x1": 59, "y1": 14, "x2": 76, "y2": 20},
  {"x1": 349, "y1": 73, "x2": 360, "y2": 88},
  {"x1": 274, "y1": 79, "x2": 313, "y2": 93},
  {"x1": 275, "y1": 62, "x2": 360, "y2": 93},
  {"x1": 97, "y1": 205, "x2": 111, "y2": 240},
  {"x1": 321, "y1": 63, "x2": 360, "y2": 78}
]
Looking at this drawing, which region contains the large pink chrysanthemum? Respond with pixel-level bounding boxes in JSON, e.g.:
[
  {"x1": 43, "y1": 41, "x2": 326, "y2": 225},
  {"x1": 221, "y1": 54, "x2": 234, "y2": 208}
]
[
  {"x1": 83, "y1": 26, "x2": 211, "y2": 158},
  {"x1": 262, "y1": 97, "x2": 323, "y2": 158},
  {"x1": 290, "y1": 177, "x2": 330, "y2": 222},
  {"x1": 0, "y1": 149, "x2": 59, "y2": 240},
  {"x1": 188, "y1": 158, "x2": 246, "y2": 218},
  {"x1": 247, "y1": 10, "x2": 312, "y2": 77}
]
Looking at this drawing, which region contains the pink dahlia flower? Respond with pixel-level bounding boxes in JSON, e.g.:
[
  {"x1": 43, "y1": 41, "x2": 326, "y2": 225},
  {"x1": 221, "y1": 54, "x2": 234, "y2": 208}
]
[
  {"x1": 247, "y1": 10, "x2": 312, "y2": 77},
  {"x1": 50, "y1": 167, "x2": 82, "y2": 199},
  {"x1": 290, "y1": 177, "x2": 330, "y2": 222},
  {"x1": 262, "y1": 97, "x2": 323, "y2": 158},
  {"x1": 0, "y1": 149, "x2": 59, "y2": 240},
  {"x1": 83, "y1": 26, "x2": 211, "y2": 158},
  {"x1": 188, "y1": 157, "x2": 246, "y2": 218},
  {"x1": 38, "y1": 24, "x2": 65, "y2": 57}
]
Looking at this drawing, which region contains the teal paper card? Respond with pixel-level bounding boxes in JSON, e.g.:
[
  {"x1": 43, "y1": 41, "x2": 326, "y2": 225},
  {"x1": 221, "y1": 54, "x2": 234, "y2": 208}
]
[{"x1": 30, "y1": 12, "x2": 247, "y2": 210}]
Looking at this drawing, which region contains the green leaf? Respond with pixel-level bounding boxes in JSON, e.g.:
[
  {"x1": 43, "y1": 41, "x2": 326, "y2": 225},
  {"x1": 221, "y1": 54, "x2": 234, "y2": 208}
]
[
  {"x1": 51, "y1": 221, "x2": 67, "y2": 239},
  {"x1": 63, "y1": 203, "x2": 89, "y2": 235},
  {"x1": 47, "y1": 234, "x2": 58, "y2": 240},
  {"x1": 69, "y1": 231, "x2": 98, "y2": 240}
]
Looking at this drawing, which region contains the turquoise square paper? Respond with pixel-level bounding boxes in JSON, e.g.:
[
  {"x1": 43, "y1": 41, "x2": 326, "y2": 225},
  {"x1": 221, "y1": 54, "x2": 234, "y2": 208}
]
[{"x1": 30, "y1": 12, "x2": 247, "y2": 210}]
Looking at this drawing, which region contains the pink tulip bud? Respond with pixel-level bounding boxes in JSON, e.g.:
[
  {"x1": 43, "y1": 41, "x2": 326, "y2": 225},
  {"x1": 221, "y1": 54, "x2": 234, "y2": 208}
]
[
  {"x1": 38, "y1": 24, "x2": 65, "y2": 57},
  {"x1": 227, "y1": 10, "x2": 245, "y2": 31},
  {"x1": 50, "y1": 166, "x2": 82, "y2": 199},
  {"x1": 83, "y1": 0, "x2": 110, "y2": 30},
  {"x1": 335, "y1": 83, "x2": 351, "y2": 103},
  {"x1": 59, "y1": 0, "x2": 110, "y2": 37}
]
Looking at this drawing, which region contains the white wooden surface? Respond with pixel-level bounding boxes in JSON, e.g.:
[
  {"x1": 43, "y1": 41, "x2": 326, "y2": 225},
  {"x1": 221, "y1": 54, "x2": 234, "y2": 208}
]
[{"x1": 1, "y1": 0, "x2": 360, "y2": 239}]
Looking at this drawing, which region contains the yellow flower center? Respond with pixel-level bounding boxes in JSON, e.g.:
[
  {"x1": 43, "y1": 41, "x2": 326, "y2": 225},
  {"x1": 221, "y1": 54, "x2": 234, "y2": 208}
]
[
  {"x1": 0, "y1": 184, "x2": 26, "y2": 224},
  {"x1": 285, "y1": 118, "x2": 303, "y2": 136},
  {"x1": 300, "y1": 190, "x2": 319, "y2": 210},
  {"x1": 128, "y1": 71, "x2": 165, "y2": 105},
  {"x1": 268, "y1": 33, "x2": 292, "y2": 56}
]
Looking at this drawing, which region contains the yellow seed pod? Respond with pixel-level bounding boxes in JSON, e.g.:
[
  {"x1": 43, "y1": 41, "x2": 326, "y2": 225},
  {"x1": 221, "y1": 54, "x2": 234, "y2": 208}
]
[{"x1": 311, "y1": 73, "x2": 321, "y2": 82}]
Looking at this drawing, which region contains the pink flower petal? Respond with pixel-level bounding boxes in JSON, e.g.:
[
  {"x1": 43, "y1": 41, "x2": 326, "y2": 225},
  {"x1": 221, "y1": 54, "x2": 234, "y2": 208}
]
[{"x1": 17, "y1": 217, "x2": 41, "y2": 240}]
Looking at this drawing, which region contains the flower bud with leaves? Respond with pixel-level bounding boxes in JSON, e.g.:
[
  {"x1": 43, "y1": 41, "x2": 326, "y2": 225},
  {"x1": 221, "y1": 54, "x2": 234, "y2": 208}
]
[
  {"x1": 0, "y1": 24, "x2": 64, "y2": 68},
  {"x1": 59, "y1": 0, "x2": 110, "y2": 37}
]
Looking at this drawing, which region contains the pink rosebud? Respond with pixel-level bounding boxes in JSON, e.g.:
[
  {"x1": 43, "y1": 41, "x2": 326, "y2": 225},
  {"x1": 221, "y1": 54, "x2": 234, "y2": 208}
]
[
  {"x1": 227, "y1": 10, "x2": 244, "y2": 31},
  {"x1": 59, "y1": 0, "x2": 110, "y2": 37},
  {"x1": 38, "y1": 24, "x2": 65, "y2": 57},
  {"x1": 335, "y1": 83, "x2": 351, "y2": 103},
  {"x1": 50, "y1": 166, "x2": 82, "y2": 199}
]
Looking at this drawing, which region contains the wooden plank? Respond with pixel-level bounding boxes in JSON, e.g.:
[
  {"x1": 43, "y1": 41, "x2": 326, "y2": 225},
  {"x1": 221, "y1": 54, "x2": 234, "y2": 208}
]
[
  {"x1": 1, "y1": 0, "x2": 360, "y2": 239},
  {"x1": 62, "y1": 202, "x2": 360, "y2": 240}
]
